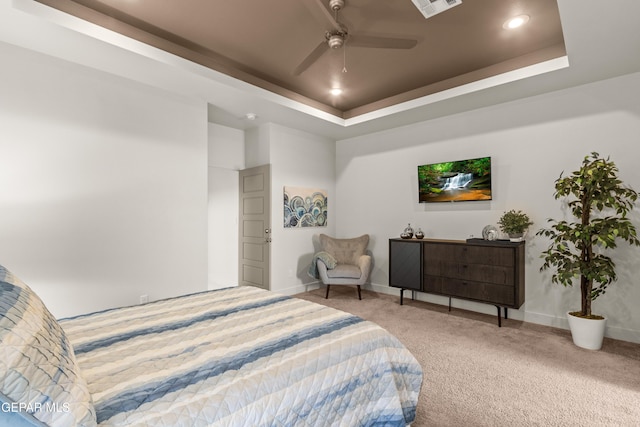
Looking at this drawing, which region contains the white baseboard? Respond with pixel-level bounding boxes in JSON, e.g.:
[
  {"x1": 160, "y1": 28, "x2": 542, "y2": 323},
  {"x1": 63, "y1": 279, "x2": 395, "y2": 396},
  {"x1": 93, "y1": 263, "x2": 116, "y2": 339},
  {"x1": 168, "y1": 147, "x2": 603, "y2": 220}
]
[
  {"x1": 523, "y1": 310, "x2": 640, "y2": 344},
  {"x1": 274, "y1": 282, "x2": 322, "y2": 296},
  {"x1": 366, "y1": 283, "x2": 640, "y2": 344},
  {"x1": 276, "y1": 281, "x2": 639, "y2": 344},
  {"x1": 207, "y1": 281, "x2": 238, "y2": 290},
  {"x1": 368, "y1": 282, "x2": 508, "y2": 317}
]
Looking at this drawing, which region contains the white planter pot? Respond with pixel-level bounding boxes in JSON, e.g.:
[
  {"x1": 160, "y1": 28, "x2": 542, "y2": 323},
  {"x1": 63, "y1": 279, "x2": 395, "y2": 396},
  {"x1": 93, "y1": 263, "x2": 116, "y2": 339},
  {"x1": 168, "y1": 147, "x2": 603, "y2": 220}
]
[
  {"x1": 508, "y1": 232, "x2": 524, "y2": 242},
  {"x1": 566, "y1": 312, "x2": 607, "y2": 350}
]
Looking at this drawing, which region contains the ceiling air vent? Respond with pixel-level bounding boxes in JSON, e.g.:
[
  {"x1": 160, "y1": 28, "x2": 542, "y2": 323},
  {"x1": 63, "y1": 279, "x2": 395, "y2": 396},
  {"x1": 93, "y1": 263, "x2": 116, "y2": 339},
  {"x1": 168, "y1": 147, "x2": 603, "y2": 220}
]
[{"x1": 411, "y1": 0, "x2": 462, "y2": 19}]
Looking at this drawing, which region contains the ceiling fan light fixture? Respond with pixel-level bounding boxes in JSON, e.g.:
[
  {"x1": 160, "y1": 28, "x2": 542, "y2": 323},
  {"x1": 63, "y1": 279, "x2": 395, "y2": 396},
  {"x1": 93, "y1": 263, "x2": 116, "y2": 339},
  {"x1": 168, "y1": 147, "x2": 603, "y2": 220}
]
[
  {"x1": 504, "y1": 15, "x2": 530, "y2": 29},
  {"x1": 327, "y1": 32, "x2": 346, "y2": 49}
]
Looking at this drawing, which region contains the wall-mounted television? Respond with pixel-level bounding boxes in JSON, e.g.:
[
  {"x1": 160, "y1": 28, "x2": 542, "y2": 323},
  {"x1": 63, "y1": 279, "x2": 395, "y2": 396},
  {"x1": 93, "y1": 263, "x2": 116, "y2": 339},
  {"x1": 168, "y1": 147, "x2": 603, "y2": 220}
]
[{"x1": 418, "y1": 156, "x2": 492, "y2": 203}]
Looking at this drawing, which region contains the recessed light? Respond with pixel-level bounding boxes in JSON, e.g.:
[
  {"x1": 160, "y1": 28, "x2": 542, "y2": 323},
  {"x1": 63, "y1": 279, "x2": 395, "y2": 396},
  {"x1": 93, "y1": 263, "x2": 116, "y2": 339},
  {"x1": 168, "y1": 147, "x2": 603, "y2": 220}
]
[
  {"x1": 503, "y1": 14, "x2": 530, "y2": 29},
  {"x1": 244, "y1": 113, "x2": 257, "y2": 120},
  {"x1": 330, "y1": 88, "x2": 343, "y2": 96}
]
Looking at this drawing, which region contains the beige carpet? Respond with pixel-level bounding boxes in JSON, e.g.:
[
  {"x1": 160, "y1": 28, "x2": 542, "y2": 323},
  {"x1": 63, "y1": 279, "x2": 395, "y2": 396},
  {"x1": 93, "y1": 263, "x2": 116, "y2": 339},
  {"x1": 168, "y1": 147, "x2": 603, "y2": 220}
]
[{"x1": 295, "y1": 287, "x2": 640, "y2": 427}]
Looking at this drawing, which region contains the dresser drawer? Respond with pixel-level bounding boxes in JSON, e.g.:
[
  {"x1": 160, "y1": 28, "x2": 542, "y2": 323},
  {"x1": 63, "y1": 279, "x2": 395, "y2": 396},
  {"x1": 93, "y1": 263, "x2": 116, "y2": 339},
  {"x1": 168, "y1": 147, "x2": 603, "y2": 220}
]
[
  {"x1": 424, "y1": 242, "x2": 514, "y2": 267},
  {"x1": 424, "y1": 260, "x2": 514, "y2": 285},
  {"x1": 424, "y1": 276, "x2": 515, "y2": 306}
]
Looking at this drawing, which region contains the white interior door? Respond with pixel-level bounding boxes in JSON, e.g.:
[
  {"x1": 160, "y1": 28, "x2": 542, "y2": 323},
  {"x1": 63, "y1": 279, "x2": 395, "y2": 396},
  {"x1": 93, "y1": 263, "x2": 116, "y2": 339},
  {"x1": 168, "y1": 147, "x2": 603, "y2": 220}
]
[{"x1": 238, "y1": 164, "x2": 271, "y2": 290}]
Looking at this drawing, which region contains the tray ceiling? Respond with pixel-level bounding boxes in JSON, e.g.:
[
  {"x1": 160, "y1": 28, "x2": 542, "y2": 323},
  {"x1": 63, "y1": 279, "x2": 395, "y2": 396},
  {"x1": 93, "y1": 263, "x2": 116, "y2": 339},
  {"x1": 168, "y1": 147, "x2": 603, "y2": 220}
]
[{"x1": 34, "y1": 0, "x2": 566, "y2": 120}]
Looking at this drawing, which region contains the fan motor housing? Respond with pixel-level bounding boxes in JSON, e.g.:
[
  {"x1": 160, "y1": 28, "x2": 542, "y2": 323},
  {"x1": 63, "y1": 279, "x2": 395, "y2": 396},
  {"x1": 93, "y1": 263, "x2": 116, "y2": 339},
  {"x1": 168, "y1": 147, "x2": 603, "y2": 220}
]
[
  {"x1": 327, "y1": 32, "x2": 345, "y2": 49},
  {"x1": 329, "y1": 0, "x2": 345, "y2": 11}
]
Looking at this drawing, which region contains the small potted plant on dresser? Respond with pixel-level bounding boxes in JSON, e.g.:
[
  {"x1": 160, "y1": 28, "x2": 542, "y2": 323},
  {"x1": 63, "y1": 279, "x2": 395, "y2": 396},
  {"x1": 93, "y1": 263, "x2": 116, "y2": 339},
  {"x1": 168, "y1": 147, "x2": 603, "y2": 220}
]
[
  {"x1": 498, "y1": 209, "x2": 533, "y2": 241},
  {"x1": 537, "y1": 152, "x2": 639, "y2": 350}
]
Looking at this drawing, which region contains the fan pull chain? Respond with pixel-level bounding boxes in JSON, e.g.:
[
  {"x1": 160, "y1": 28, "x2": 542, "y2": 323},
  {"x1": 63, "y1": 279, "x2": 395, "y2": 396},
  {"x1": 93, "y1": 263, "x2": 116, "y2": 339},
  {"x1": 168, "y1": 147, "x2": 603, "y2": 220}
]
[{"x1": 342, "y1": 44, "x2": 347, "y2": 73}]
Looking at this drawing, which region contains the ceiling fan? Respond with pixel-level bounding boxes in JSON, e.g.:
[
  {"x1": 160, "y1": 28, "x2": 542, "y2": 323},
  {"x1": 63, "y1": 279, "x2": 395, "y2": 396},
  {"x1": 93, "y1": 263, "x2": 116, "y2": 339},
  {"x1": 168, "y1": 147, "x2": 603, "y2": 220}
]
[{"x1": 293, "y1": 0, "x2": 418, "y2": 76}]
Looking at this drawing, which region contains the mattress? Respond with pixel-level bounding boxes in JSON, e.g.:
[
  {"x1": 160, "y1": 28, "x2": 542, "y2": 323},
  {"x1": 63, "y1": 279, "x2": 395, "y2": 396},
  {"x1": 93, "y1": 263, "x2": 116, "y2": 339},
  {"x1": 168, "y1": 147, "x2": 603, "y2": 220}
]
[{"x1": 59, "y1": 286, "x2": 423, "y2": 426}]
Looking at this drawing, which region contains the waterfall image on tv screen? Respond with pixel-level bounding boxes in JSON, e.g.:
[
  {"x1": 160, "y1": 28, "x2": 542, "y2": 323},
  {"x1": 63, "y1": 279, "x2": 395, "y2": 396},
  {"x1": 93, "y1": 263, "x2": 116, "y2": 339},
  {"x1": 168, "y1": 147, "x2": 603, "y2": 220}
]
[{"x1": 418, "y1": 156, "x2": 492, "y2": 202}]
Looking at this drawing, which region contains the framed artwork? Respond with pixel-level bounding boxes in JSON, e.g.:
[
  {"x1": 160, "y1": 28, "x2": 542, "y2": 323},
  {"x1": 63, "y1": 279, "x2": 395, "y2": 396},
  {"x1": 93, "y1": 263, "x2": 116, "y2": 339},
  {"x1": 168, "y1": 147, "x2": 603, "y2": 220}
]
[{"x1": 284, "y1": 186, "x2": 327, "y2": 228}]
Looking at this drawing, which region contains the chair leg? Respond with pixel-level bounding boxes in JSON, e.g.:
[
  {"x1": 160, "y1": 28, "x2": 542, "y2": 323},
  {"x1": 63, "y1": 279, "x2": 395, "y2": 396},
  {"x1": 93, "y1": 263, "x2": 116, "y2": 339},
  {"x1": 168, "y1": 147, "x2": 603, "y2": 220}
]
[
  {"x1": 357, "y1": 285, "x2": 361, "y2": 300},
  {"x1": 325, "y1": 284, "x2": 330, "y2": 299}
]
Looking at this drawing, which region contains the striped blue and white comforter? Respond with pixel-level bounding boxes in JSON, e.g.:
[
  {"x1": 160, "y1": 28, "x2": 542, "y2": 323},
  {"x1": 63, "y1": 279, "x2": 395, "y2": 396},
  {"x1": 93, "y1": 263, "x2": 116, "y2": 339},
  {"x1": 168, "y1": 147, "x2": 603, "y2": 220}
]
[{"x1": 60, "y1": 286, "x2": 422, "y2": 426}]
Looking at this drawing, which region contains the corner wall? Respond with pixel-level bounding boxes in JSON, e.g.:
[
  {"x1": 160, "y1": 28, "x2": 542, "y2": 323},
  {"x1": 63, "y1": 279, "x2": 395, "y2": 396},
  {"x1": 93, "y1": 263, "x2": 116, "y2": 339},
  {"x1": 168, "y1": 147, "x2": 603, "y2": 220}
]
[
  {"x1": 207, "y1": 122, "x2": 244, "y2": 289},
  {"x1": 262, "y1": 124, "x2": 336, "y2": 294},
  {"x1": 336, "y1": 72, "x2": 640, "y2": 343},
  {"x1": 0, "y1": 42, "x2": 208, "y2": 318}
]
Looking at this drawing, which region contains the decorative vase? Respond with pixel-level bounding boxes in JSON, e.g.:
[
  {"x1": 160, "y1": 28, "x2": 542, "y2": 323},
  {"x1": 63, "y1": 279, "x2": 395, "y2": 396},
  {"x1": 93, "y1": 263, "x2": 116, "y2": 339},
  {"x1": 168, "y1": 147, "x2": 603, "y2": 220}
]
[
  {"x1": 403, "y1": 223, "x2": 414, "y2": 238},
  {"x1": 482, "y1": 225, "x2": 498, "y2": 241},
  {"x1": 415, "y1": 228, "x2": 424, "y2": 239},
  {"x1": 566, "y1": 312, "x2": 607, "y2": 350}
]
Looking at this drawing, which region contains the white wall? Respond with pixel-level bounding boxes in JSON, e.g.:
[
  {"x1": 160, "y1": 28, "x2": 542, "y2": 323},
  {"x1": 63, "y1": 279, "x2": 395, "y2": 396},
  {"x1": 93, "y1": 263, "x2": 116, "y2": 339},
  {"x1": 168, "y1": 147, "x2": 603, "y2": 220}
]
[
  {"x1": 259, "y1": 123, "x2": 336, "y2": 294},
  {"x1": 207, "y1": 122, "x2": 336, "y2": 295},
  {"x1": 0, "y1": 42, "x2": 209, "y2": 318},
  {"x1": 245, "y1": 126, "x2": 271, "y2": 169},
  {"x1": 207, "y1": 123, "x2": 244, "y2": 289},
  {"x1": 207, "y1": 122, "x2": 334, "y2": 294},
  {"x1": 336, "y1": 72, "x2": 640, "y2": 343}
]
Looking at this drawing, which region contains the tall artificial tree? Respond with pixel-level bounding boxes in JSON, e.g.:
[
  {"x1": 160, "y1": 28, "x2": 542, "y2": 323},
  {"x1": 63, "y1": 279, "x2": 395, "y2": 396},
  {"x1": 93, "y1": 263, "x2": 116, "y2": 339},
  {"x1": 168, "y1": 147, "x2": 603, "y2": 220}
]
[{"x1": 537, "y1": 152, "x2": 639, "y2": 318}]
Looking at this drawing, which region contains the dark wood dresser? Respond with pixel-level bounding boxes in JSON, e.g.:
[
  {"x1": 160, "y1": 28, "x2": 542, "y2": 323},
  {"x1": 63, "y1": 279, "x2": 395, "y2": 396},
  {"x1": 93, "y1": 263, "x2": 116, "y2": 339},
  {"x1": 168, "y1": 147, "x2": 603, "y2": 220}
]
[{"x1": 389, "y1": 238, "x2": 525, "y2": 326}]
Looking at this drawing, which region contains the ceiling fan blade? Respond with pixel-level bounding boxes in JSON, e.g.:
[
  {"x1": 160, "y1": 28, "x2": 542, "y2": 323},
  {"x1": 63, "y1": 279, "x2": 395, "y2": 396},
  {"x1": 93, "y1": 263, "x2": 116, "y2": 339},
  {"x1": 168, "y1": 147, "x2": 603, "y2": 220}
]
[
  {"x1": 293, "y1": 41, "x2": 330, "y2": 76},
  {"x1": 307, "y1": 0, "x2": 343, "y2": 32},
  {"x1": 348, "y1": 34, "x2": 418, "y2": 49}
]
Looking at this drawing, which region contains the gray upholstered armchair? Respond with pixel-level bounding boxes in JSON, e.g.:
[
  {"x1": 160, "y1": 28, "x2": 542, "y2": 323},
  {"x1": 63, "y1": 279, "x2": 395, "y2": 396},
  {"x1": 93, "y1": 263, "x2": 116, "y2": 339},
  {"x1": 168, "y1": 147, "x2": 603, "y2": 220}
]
[{"x1": 315, "y1": 234, "x2": 372, "y2": 300}]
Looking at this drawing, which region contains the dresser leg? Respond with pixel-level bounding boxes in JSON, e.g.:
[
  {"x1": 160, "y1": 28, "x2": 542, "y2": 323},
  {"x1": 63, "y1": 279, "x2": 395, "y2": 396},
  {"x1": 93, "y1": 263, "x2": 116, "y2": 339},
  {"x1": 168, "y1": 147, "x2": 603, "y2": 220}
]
[
  {"x1": 495, "y1": 305, "x2": 502, "y2": 327},
  {"x1": 400, "y1": 288, "x2": 404, "y2": 305}
]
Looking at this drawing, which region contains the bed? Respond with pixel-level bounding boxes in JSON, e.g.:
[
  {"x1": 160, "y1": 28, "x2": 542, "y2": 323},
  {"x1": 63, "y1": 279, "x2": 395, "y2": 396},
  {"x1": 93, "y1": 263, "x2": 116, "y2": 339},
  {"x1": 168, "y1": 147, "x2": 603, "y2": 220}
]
[{"x1": 0, "y1": 264, "x2": 422, "y2": 426}]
